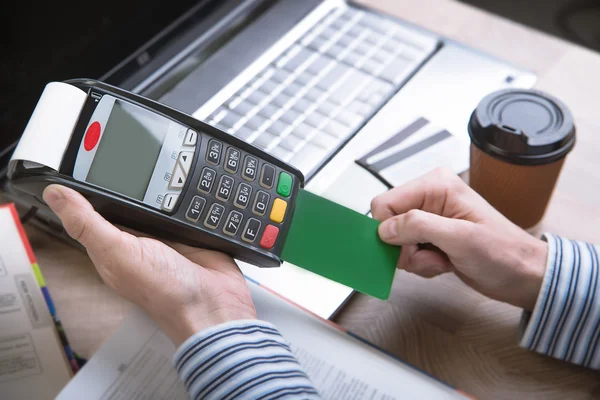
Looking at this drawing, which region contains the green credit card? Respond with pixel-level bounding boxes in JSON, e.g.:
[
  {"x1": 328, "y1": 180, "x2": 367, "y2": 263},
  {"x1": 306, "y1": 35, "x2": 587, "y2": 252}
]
[{"x1": 281, "y1": 189, "x2": 400, "y2": 300}]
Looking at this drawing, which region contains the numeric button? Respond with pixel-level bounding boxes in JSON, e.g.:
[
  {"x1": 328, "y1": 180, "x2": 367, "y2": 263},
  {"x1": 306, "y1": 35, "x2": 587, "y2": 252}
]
[
  {"x1": 260, "y1": 164, "x2": 276, "y2": 189},
  {"x1": 206, "y1": 139, "x2": 222, "y2": 165},
  {"x1": 223, "y1": 211, "x2": 243, "y2": 236},
  {"x1": 185, "y1": 196, "x2": 206, "y2": 222},
  {"x1": 224, "y1": 147, "x2": 241, "y2": 174},
  {"x1": 198, "y1": 167, "x2": 217, "y2": 194},
  {"x1": 242, "y1": 156, "x2": 258, "y2": 181},
  {"x1": 252, "y1": 191, "x2": 270, "y2": 216},
  {"x1": 204, "y1": 203, "x2": 225, "y2": 229},
  {"x1": 216, "y1": 175, "x2": 235, "y2": 202},
  {"x1": 234, "y1": 183, "x2": 252, "y2": 209},
  {"x1": 242, "y1": 218, "x2": 262, "y2": 243}
]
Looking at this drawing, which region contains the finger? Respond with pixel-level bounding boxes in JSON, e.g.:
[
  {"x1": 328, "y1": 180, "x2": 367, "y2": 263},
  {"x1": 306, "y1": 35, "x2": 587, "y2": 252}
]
[
  {"x1": 378, "y1": 209, "x2": 472, "y2": 250},
  {"x1": 119, "y1": 221, "x2": 238, "y2": 274},
  {"x1": 173, "y1": 245, "x2": 239, "y2": 272},
  {"x1": 43, "y1": 185, "x2": 133, "y2": 259},
  {"x1": 116, "y1": 225, "x2": 211, "y2": 265},
  {"x1": 117, "y1": 226, "x2": 202, "y2": 256},
  {"x1": 118, "y1": 225, "x2": 155, "y2": 239},
  {"x1": 397, "y1": 244, "x2": 417, "y2": 270},
  {"x1": 404, "y1": 249, "x2": 453, "y2": 278},
  {"x1": 370, "y1": 167, "x2": 465, "y2": 221}
]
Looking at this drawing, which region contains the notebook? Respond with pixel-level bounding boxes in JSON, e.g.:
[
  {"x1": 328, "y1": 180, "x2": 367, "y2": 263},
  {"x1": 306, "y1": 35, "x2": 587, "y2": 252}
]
[
  {"x1": 57, "y1": 277, "x2": 473, "y2": 399},
  {"x1": 0, "y1": 204, "x2": 76, "y2": 399}
]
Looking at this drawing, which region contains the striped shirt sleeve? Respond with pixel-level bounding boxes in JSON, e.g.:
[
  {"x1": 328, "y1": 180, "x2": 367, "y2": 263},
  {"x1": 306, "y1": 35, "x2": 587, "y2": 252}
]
[
  {"x1": 520, "y1": 233, "x2": 600, "y2": 370},
  {"x1": 172, "y1": 320, "x2": 320, "y2": 400}
]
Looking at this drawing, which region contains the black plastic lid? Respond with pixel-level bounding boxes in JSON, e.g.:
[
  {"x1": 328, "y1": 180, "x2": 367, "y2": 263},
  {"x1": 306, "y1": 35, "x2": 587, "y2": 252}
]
[{"x1": 468, "y1": 89, "x2": 576, "y2": 166}]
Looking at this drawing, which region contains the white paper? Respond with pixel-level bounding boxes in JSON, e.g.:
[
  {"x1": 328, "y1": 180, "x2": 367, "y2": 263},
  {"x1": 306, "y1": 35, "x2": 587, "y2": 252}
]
[
  {"x1": 0, "y1": 207, "x2": 72, "y2": 400},
  {"x1": 10, "y1": 82, "x2": 87, "y2": 171},
  {"x1": 252, "y1": 285, "x2": 466, "y2": 400},
  {"x1": 58, "y1": 283, "x2": 468, "y2": 400},
  {"x1": 360, "y1": 117, "x2": 470, "y2": 188}
]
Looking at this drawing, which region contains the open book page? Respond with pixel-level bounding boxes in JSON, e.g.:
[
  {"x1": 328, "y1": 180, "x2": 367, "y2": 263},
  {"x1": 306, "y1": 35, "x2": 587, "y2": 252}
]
[
  {"x1": 58, "y1": 281, "x2": 470, "y2": 399},
  {"x1": 0, "y1": 205, "x2": 72, "y2": 400},
  {"x1": 249, "y1": 283, "x2": 468, "y2": 400},
  {"x1": 56, "y1": 310, "x2": 186, "y2": 400}
]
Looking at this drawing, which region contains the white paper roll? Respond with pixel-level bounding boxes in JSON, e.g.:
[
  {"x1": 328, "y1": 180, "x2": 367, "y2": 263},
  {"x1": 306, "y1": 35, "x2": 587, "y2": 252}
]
[{"x1": 10, "y1": 82, "x2": 87, "y2": 171}]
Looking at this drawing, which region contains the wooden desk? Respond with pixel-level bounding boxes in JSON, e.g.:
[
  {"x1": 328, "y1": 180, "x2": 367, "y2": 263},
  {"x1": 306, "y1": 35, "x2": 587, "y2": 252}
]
[{"x1": 13, "y1": 0, "x2": 600, "y2": 398}]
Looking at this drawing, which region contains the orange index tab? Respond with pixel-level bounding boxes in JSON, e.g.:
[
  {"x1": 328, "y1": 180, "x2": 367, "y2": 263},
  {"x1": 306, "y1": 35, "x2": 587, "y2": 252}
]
[{"x1": 270, "y1": 198, "x2": 287, "y2": 223}]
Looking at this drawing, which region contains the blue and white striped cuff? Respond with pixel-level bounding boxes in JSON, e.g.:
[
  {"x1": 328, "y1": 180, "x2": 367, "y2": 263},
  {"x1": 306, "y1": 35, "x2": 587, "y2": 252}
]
[
  {"x1": 520, "y1": 233, "x2": 600, "y2": 370},
  {"x1": 173, "y1": 320, "x2": 320, "y2": 400}
]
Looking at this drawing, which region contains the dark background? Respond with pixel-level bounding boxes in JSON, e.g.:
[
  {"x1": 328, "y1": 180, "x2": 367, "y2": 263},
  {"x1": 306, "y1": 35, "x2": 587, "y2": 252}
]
[
  {"x1": 3, "y1": 0, "x2": 600, "y2": 157},
  {"x1": 460, "y1": 0, "x2": 600, "y2": 52},
  {"x1": 1, "y1": 0, "x2": 200, "y2": 154}
]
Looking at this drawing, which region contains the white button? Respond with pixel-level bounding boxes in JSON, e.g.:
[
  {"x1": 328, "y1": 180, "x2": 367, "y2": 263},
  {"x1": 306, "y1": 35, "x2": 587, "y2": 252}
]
[
  {"x1": 162, "y1": 193, "x2": 179, "y2": 212},
  {"x1": 184, "y1": 129, "x2": 198, "y2": 146},
  {"x1": 169, "y1": 164, "x2": 186, "y2": 189},
  {"x1": 178, "y1": 151, "x2": 193, "y2": 174}
]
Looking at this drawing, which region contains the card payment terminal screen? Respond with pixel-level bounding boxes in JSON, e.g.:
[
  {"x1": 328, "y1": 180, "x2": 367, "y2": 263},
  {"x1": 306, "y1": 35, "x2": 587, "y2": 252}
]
[{"x1": 86, "y1": 100, "x2": 168, "y2": 200}]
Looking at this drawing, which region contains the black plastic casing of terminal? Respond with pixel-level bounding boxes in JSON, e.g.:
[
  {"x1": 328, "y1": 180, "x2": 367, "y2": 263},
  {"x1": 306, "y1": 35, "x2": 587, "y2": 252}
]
[{"x1": 8, "y1": 79, "x2": 304, "y2": 268}]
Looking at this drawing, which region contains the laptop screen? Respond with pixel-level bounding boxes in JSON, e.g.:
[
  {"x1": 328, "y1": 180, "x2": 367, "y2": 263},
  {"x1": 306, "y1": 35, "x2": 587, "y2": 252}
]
[{"x1": 1, "y1": 0, "x2": 229, "y2": 172}]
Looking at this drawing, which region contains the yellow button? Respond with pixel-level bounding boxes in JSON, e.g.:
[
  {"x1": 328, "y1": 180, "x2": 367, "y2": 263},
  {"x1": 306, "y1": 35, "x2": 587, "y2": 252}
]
[{"x1": 270, "y1": 198, "x2": 288, "y2": 223}]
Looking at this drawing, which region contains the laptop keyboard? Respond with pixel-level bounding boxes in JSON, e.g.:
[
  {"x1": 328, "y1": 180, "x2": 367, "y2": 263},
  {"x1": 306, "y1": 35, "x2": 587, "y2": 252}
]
[{"x1": 206, "y1": 7, "x2": 438, "y2": 178}]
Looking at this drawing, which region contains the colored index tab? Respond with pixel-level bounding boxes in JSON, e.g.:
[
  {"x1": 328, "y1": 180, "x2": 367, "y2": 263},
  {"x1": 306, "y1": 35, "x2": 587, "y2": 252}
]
[{"x1": 281, "y1": 189, "x2": 400, "y2": 300}]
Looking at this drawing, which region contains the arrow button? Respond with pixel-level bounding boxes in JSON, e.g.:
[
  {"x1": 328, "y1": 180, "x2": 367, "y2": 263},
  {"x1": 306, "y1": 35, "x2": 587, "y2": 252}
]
[
  {"x1": 169, "y1": 164, "x2": 187, "y2": 189},
  {"x1": 178, "y1": 151, "x2": 194, "y2": 174}
]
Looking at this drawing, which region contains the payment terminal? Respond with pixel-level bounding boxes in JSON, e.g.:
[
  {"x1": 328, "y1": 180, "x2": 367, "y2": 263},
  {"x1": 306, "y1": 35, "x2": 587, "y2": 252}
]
[{"x1": 8, "y1": 79, "x2": 304, "y2": 268}]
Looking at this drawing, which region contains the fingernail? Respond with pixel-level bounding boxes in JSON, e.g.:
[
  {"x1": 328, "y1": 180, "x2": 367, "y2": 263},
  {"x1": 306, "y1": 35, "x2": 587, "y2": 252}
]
[
  {"x1": 379, "y1": 218, "x2": 398, "y2": 241},
  {"x1": 43, "y1": 186, "x2": 66, "y2": 212}
]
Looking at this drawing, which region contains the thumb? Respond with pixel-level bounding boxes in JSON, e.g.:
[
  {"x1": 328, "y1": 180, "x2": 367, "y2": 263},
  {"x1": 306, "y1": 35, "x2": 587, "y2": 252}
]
[
  {"x1": 42, "y1": 185, "x2": 132, "y2": 259},
  {"x1": 378, "y1": 209, "x2": 471, "y2": 251}
]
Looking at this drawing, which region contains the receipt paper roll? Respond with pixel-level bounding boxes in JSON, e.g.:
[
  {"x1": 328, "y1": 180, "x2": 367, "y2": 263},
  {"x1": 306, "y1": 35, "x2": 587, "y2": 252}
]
[{"x1": 10, "y1": 82, "x2": 87, "y2": 171}]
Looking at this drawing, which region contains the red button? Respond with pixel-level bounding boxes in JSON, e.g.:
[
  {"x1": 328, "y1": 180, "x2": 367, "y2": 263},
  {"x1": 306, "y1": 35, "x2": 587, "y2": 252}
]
[
  {"x1": 260, "y1": 225, "x2": 279, "y2": 249},
  {"x1": 84, "y1": 121, "x2": 101, "y2": 151}
]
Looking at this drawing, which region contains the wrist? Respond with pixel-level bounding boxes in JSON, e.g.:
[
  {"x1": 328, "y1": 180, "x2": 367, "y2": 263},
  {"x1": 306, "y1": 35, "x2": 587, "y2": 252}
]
[
  {"x1": 153, "y1": 300, "x2": 257, "y2": 347},
  {"x1": 514, "y1": 238, "x2": 548, "y2": 311}
]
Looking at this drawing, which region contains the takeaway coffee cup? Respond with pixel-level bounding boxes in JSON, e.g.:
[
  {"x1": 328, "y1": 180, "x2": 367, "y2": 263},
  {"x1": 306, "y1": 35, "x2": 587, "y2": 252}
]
[{"x1": 468, "y1": 89, "x2": 576, "y2": 229}]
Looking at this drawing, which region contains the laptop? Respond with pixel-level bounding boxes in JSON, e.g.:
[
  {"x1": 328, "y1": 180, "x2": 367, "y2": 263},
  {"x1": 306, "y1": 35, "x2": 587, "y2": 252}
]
[{"x1": 2, "y1": 0, "x2": 536, "y2": 319}]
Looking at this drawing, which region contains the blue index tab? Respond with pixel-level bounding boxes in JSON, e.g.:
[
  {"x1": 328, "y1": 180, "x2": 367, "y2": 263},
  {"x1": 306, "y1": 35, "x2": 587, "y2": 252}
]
[{"x1": 281, "y1": 189, "x2": 400, "y2": 300}]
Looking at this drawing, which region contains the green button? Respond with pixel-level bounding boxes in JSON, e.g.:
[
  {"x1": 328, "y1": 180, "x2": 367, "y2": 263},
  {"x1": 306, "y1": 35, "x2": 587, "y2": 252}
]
[{"x1": 277, "y1": 172, "x2": 293, "y2": 197}]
